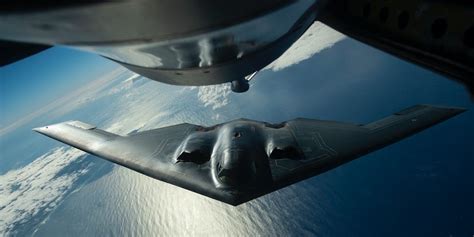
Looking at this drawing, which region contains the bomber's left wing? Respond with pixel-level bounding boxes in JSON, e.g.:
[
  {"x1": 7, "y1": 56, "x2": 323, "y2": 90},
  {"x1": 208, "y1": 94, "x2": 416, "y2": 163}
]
[{"x1": 265, "y1": 105, "x2": 465, "y2": 193}]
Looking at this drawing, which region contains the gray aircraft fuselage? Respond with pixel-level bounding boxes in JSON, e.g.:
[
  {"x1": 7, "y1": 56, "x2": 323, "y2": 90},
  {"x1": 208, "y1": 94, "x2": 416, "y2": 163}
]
[
  {"x1": 177, "y1": 120, "x2": 289, "y2": 190},
  {"x1": 2, "y1": 0, "x2": 471, "y2": 93},
  {"x1": 211, "y1": 121, "x2": 273, "y2": 189}
]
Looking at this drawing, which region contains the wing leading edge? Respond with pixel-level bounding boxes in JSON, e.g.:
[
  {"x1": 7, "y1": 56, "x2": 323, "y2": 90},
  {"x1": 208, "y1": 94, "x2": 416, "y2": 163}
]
[{"x1": 34, "y1": 104, "x2": 465, "y2": 205}]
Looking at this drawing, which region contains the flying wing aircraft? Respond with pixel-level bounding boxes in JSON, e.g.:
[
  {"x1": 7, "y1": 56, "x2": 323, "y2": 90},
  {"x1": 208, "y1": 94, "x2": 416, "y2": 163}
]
[
  {"x1": 0, "y1": 0, "x2": 473, "y2": 93},
  {"x1": 34, "y1": 105, "x2": 465, "y2": 205}
]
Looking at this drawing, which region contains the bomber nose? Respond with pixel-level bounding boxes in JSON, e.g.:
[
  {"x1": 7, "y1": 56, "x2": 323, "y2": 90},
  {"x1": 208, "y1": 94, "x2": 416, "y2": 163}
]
[
  {"x1": 218, "y1": 168, "x2": 240, "y2": 185},
  {"x1": 217, "y1": 149, "x2": 256, "y2": 187}
]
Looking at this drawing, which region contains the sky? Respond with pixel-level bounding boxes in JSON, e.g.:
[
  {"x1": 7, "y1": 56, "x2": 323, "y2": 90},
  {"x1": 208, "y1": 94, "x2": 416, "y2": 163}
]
[
  {"x1": 0, "y1": 21, "x2": 346, "y2": 136},
  {"x1": 0, "y1": 46, "x2": 118, "y2": 127},
  {"x1": 0, "y1": 21, "x2": 472, "y2": 236}
]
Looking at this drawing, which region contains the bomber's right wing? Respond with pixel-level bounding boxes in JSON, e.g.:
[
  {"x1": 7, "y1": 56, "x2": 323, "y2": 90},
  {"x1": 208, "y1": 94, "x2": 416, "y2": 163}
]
[{"x1": 33, "y1": 121, "x2": 241, "y2": 204}]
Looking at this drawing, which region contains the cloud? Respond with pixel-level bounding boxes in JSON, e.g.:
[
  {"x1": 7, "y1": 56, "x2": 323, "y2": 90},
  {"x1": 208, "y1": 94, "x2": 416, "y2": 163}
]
[
  {"x1": 0, "y1": 147, "x2": 87, "y2": 236},
  {"x1": 0, "y1": 71, "x2": 151, "y2": 235},
  {"x1": 0, "y1": 21, "x2": 345, "y2": 138},
  {"x1": 0, "y1": 63, "x2": 219, "y2": 235},
  {"x1": 195, "y1": 84, "x2": 232, "y2": 110},
  {"x1": 185, "y1": 22, "x2": 346, "y2": 113},
  {"x1": 0, "y1": 22, "x2": 347, "y2": 235},
  {"x1": 265, "y1": 21, "x2": 346, "y2": 71},
  {"x1": 187, "y1": 22, "x2": 346, "y2": 113}
]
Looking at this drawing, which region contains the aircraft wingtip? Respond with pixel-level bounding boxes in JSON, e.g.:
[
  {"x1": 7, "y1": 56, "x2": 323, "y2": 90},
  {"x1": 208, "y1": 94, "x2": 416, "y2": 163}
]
[
  {"x1": 32, "y1": 125, "x2": 53, "y2": 134},
  {"x1": 439, "y1": 106, "x2": 467, "y2": 116},
  {"x1": 32, "y1": 126, "x2": 45, "y2": 133},
  {"x1": 419, "y1": 104, "x2": 467, "y2": 116}
]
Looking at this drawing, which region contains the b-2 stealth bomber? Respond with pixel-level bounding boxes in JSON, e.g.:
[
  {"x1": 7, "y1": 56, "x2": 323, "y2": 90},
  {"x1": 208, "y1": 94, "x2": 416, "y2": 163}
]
[{"x1": 34, "y1": 104, "x2": 465, "y2": 205}]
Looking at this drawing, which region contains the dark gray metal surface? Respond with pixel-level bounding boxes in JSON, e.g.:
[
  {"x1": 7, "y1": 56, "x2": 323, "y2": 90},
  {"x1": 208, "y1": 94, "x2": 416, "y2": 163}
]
[
  {"x1": 34, "y1": 104, "x2": 465, "y2": 205},
  {"x1": 1, "y1": 0, "x2": 472, "y2": 95},
  {"x1": 0, "y1": 0, "x2": 319, "y2": 90},
  {"x1": 0, "y1": 0, "x2": 294, "y2": 44},
  {"x1": 319, "y1": 0, "x2": 474, "y2": 95}
]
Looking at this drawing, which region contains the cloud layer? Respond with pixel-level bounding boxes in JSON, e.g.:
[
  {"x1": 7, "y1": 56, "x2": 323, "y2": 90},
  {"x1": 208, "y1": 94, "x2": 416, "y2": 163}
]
[
  {"x1": 0, "y1": 72, "x2": 234, "y2": 235},
  {"x1": 0, "y1": 147, "x2": 87, "y2": 235},
  {"x1": 265, "y1": 22, "x2": 345, "y2": 71},
  {"x1": 0, "y1": 21, "x2": 347, "y2": 236}
]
